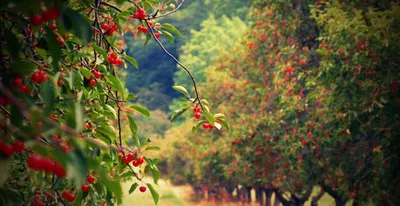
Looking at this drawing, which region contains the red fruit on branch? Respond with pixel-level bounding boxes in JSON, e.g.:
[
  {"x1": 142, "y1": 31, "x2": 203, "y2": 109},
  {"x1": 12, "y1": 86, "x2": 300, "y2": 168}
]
[
  {"x1": 194, "y1": 113, "x2": 201, "y2": 119},
  {"x1": 19, "y1": 85, "x2": 30, "y2": 94},
  {"x1": 13, "y1": 76, "x2": 23, "y2": 87},
  {"x1": 92, "y1": 71, "x2": 102, "y2": 79},
  {"x1": 87, "y1": 175, "x2": 96, "y2": 184},
  {"x1": 202, "y1": 123, "x2": 210, "y2": 129},
  {"x1": 81, "y1": 184, "x2": 90, "y2": 192},
  {"x1": 41, "y1": 8, "x2": 60, "y2": 22},
  {"x1": 12, "y1": 141, "x2": 24, "y2": 153},
  {"x1": 89, "y1": 79, "x2": 96, "y2": 87},
  {"x1": 193, "y1": 107, "x2": 201, "y2": 113},
  {"x1": 42, "y1": 158, "x2": 55, "y2": 173},
  {"x1": 139, "y1": 186, "x2": 147, "y2": 192},
  {"x1": 101, "y1": 23, "x2": 110, "y2": 30},
  {"x1": 49, "y1": 23, "x2": 57, "y2": 31},
  {"x1": 301, "y1": 139, "x2": 307, "y2": 146},
  {"x1": 53, "y1": 162, "x2": 66, "y2": 178},
  {"x1": 27, "y1": 154, "x2": 43, "y2": 171},
  {"x1": 138, "y1": 26, "x2": 148, "y2": 33},
  {"x1": 137, "y1": 157, "x2": 144, "y2": 164},
  {"x1": 132, "y1": 160, "x2": 139, "y2": 167},
  {"x1": 30, "y1": 15, "x2": 43, "y2": 26},
  {"x1": 154, "y1": 33, "x2": 161, "y2": 39},
  {"x1": 0, "y1": 141, "x2": 14, "y2": 157}
]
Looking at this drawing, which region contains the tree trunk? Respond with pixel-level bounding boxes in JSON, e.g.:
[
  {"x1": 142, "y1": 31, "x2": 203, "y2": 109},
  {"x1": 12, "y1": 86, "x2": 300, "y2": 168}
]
[
  {"x1": 335, "y1": 198, "x2": 347, "y2": 206},
  {"x1": 256, "y1": 186, "x2": 264, "y2": 205},
  {"x1": 225, "y1": 185, "x2": 235, "y2": 201},
  {"x1": 273, "y1": 197, "x2": 280, "y2": 206},
  {"x1": 265, "y1": 189, "x2": 273, "y2": 206},
  {"x1": 235, "y1": 185, "x2": 240, "y2": 201},
  {"x1": 246, "y1": 186, "x2": 252, "y2": 203},
  {"x1": 311, "y1": 191, "x2": 325, "y2": 206}
]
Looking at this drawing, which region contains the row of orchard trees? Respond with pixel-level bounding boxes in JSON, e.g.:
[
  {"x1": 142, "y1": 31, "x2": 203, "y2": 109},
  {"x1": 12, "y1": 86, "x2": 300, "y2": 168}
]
[
  {"x1": 168, "y1": 0, "x2": 400, "y2": 205},
  {"x1": 0, "y1": 0, "x2": 228, "y2": 205}
]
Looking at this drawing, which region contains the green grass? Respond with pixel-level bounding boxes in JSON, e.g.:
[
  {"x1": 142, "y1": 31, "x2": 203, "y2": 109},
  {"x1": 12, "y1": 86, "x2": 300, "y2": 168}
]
[
  {"x1": 122, "y1": 179, "x2": 354, "y2": 206},
  {"x1": 122, "y1": 179, "x2": 185, "y2": 206}
]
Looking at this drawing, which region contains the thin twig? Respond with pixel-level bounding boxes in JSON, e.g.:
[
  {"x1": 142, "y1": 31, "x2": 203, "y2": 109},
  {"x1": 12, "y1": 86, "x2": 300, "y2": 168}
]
[
  {"x1": 144, "y1": 19, "x2": 204, "y2": 110},
  {"x1": 100, "y1": 2, "x2": 122, "y2": 12}
]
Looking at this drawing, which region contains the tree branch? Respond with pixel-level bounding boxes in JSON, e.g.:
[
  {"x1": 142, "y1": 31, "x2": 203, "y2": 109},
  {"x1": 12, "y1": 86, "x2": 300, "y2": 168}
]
[{"x1": 144, "y1": 19, "x2": 204, "y2": 110}]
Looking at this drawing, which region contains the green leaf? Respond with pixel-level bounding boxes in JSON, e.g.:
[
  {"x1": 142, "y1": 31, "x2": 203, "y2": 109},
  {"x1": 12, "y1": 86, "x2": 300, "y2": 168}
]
[
  {"x1": 4, "y1": 30, "x2": 19, "y2": 58},
  {"x1": 11, "y1": 60, "x2": 37, "y2": 75},
  {"x1": 123, "y1": 55, "x2": 139, "y2": 69},
  {"x1": 51, "y1": 178, "x2": 63, "y2": 190},
  {"x1": 80, "y1": 67, "x2": 92, "y2": 79},
  {"x1": 144, "y1": 146, "x2": 160, "y2": 151},
  {"x1": 192, "y1": 120, "x2": 205, "y2": 133},
  {"x1": 214, "y1": 113, "x2": 225, "y2": 119},
  {"x1": 161, "y1": 23, "x2": 181, "y2": 36},
  {"x1": 104, "y1": 105, "x2": 117, "y2": 118},
  {"x1": 41, "y1": 81, "x2": 57, "y2": 114},
  {"x1": 170, "y1": 106, "x2": 190, "y2": 122},
  {"x1": 146, "y1": 183, "x2": 159, "y2": 205},
  {"x1": 218, "y1": 119, "x2": 230, "y2": 131},
  {"x1": 107, "y1": 75, "x2": 125, "y2": 99},
  {"x1": 129, "y1": 183, "x2": 139, "y2": 194},
  {"x1": 61, "y1": 8, "x2": 92, "y2": 45},
  {"x1": 150, "y1": 165, "x2": 160, "y2": 185},
  {"x1": 44, "y1": 27, "x2": 61, "y2": 70},
  {"x1": 128, "y1": 116, "x2": 141, "y2": 148},
  {"x1": 172, "y1": 86, "x2": 190, "y2": 97},
  {"x1": 203, "y1": 111, "x2": 214, "y2": 125},
  {"x1": 201, "y1": 99, "x2": 210, "y2": 106},
  {"x1": 160, "y1": 30, "x2": 174, "y2": 44},
  {"x1": 130, "y1": 105, "x2": 150, "y2": 117},
  {"x1": 92, "y1": 45, "x2": 108, "y2": 59},
  {"x1": 144, "y1": 33, "x2": 152, "y2": 46},
  {"x1": 126, "y1": 93, "x2": 136, "y2": 101}
]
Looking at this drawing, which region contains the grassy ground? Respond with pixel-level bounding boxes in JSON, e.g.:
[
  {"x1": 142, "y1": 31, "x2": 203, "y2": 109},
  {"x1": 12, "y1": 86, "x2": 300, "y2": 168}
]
[{"x1": 122, "y1": 179, "x2": 351, "y2": 206}]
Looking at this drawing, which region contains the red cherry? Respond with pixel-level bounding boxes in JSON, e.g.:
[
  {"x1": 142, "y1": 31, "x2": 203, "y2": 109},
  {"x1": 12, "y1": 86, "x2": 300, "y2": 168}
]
[
  {"x1": 0, "y1": 141, "x2": 14, "y2": 157},
  {"x1": 27, "y1": 154, "x2": 43, "y2": 171},
  {"x1": 19, "y1": 85, "x2": 30, "y2": 94},
  {"x1": 57, "y1": 78, "x2": 63, "y2": 87},
  {"x1": 57, "y1": 38, "x2": 64, "y2": 46},
  {"x1": 53, "y1": 162, "x2": 66, "y2": 178},
  {"x1": 30, "y1": 15, "x2": 43, "y2": 26},
  {"x1": 132, "y1": 160, "x2": 139, "y2": 167},
  {"x1": 93, "y1": 71, "x2": 102, "y2": 79},
  {"x1": 116, "y1": 59, "x2": 124, "y2": 66},
  {"x1": 138, "y1": 26, "x2": 148, "y2": 33},
  {"x1": 139, "y1": 186, "x2": 147, "y2": 192},
  {"x1": 61, "y1": 191, "x2": 70, "y2": 200},
  {"x1": 84, "y1": 122, "x2": 91, "y2": 129},
  {"x1": 42, "y1": 158, "x2": 55, "y2": 173},
  {"x1": 137, "y1": 157, "x2": 144, "y2": 164},
  {"x1": 87, "y1": 175, "x2": 96, "y2": 184},
  {"x1": 12, "y1": 141, "x2": 24, "y2": 153},
  {"x1": 123, "y1": 156, "x2": 131, "y2": 164},
  {"x1": 35, "y1": 201, "x2": 45, "y2": 206},
  {"x1": 154, "y1": 33, "x2": 161, "y2": 39},
  {"x1": 31, "y1": 71, "x2": 42, "y2": 84},
  {"x1": 202, "y1": 123, "x2": 210, "y2": 129},
  {"x1": 193, "y1": 107, "x2": 200, "y2": 113},
  {"x1": 194, "y1": 113, "x2": 201, "y2": 119},
  {"x1": 137, "y1": 8, "x2": 146, "y2": 15},
  {"x1": 89, "y1": 79, "x2": 96, "y2": 87},
  {"x1": 49, "y1": 23, "x2": 57, "y2": 31},
  {"x1": 127, "y1": 153, "x2": 135, "y2": 161},
  {"x1": 301, "y1": 139, "x2": 307, "y2": 146},
  {"x1": 13, "y1": 76, "x2": 24, "y2": 87},
  {"x1": 101, "y1": 23, "x2": 110, "y2": 30},
  {"x1": 81, "y1": 184, "x2": 90, "y2": 192},
  {"x1": 42, "y1": 8, "x2": 60, "y2": 22}
]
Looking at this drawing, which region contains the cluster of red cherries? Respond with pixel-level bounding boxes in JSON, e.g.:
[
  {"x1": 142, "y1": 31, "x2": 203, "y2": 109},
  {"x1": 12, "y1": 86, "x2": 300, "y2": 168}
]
[
  {"x1": 0, "y1": 140, "x2": 24, "y2": 157},
  {"x1": 81, "y1": 174, "x2": 96, "y2": 193},
  {"x1": 27, "y1": 154, "x2": 66, "y2": 178},
  {"x1": 29, "y1": 8, "x2": 60, "y2": 26},
  {"x1": 193, "y1": 107, "x2": 214, "y2": 130},
  {"x1": 107, "y1": 52, "x2": 124, "y2": 66},
  {"x1": 120, "y1": 152, "x2": 145, "y2": 167}
]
